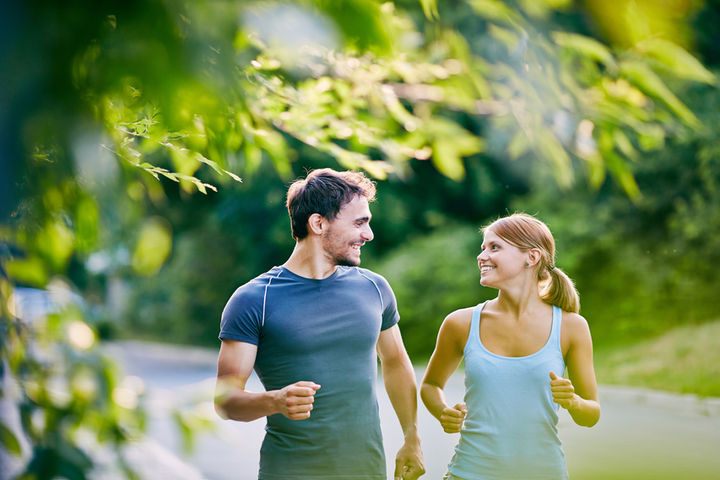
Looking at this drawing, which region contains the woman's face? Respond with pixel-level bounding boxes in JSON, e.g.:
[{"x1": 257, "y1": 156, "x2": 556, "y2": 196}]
[{"x1": 477, "y1": 229, "x2": 528, "y2": 288}]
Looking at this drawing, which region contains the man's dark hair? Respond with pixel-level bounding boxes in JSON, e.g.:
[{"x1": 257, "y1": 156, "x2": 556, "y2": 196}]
[{"x1": 286, "y1": 168, "x2": 376, "y2": 240}]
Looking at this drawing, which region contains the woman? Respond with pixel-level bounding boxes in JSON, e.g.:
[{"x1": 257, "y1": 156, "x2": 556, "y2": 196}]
[{"x1": 421, "y1": 213, "x2": 600, "y2": 480}]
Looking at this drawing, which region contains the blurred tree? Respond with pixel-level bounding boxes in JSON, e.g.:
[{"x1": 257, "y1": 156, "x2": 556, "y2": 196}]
[
  {"x1": 1, "y1": 0, "x2": 717, "y2": 477},
  {"x1": 511, "y1": 77, "x2": 720, "y2": 348},
  {"x1": 100, "y1": 0, "x2": 718, "y2": 349}
]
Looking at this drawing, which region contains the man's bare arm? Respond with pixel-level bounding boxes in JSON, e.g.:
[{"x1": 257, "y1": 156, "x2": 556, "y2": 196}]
[
  {"x1": 215, "y1": 339, "x2": 320, "y2": 422},
  {"x1": 377, "y1": 325, "x2": 425, "y2": 480}
]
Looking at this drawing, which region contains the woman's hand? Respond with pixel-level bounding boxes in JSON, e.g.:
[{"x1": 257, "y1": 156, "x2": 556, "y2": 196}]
[
  {"x1": 440, "y1": 403, "x2": 467, "y2": 433},
  {"x1": 549, "y1": 371, "x2": 578, "y2": 410}
]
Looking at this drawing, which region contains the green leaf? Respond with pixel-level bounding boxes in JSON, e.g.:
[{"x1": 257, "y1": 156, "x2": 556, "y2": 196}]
[
  {"x1": 420, "y1": 0, "x2": 439, "y2": 20},
  {"x1": 432, "y1": 139, "x2": 465, "y2": 181},
  {"x1": 156, "y1": 170, "x2": 180, "y2": 182},
  {"x1": 244, "y1": 144, "x2": 262, "y2": 176},
  {"x1": 636, "y1": 124, "x2": 666, "y2": 151},
  {"x1": 519, "y1": 0, "x2": 571, "y2": 19},
  {"x1": 535, "y1": 126, "x2": 573, "y2": 187},
  {"x1": 551, "y1": 32, "x2": 617, "y2": 71},
  {"x1": 173, "y1": 174, "x2": 218, "y2": 194},
  {"x1": 620, "y1": 61, "x2": 700, "y2": 128},
  {"x1": 315, "y1": 0, "x2": 391, "y2": 53},
  {"x1": 613, "y1": 129, "x2": 637, "y2": 161},
  {"x1": 169, "y1": 145, "x2": 200, "y2": 177},
  {"x1": 35, "y1": 220, "x2": 75, "y2": 272},
  {"x1": 468, "y1": 0, "x2": 522, "y2": 24},
  {"x1": 0, "y1": 421, "x2": 22, "y2": 456},
  {"x1": 255, "y1": 129, "x2": 291, "y2": 178},
  {"x1": 357, "y1": 159, "x2": 393, "y2": 180},
  {"x1": 635, "y1": 38, "x2": 716, "y2": 85},
  {"x1": 4, "y1": 256, "x2": 48, "y2": 287},
  {"x1": 131, "y1": 217, "x2": 172, "y2": 276},
  {"x1": 222, "y1": 169, "x2": 243, "y2": 183},
  {"x1": 193, "y1": 179, "x2": 206, "y2": 194},
  {"x1": 605, "y1": 151, "x2": 640, "y2": 199},
  {"x1": 379, "y1": 88, "x2": 419, "y2": 129},
  {"x1": 489, "y1": 25, "x2": 521, "y2": 51},
  {"x1": 584, "y1": 154, "x2": 606, "y2": 189},
  {"x1": 425, "y1": 118, "x2": 483, "y2": 181},
  {"x1": 194, "y1": 153, "x2": 223, "y2": 175},
  {"x1": 507, "y1": 131, "x2": 530, "y2": 159},
  {"x1": 75, "y1": 195, "x2": 99, "y2": 254}
]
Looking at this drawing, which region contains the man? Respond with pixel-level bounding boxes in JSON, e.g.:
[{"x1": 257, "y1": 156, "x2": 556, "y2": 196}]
[{"x1": 215, "y1": 168, "x2": 424, "y2": 480}]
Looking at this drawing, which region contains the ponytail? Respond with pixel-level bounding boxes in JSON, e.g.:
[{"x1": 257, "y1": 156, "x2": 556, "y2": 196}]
[{"x1": 540, "y1": 267, "x2": 579, "y2": 313}]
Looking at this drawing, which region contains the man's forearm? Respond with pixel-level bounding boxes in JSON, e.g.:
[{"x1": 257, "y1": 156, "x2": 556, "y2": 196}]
[
  {"x1": 215, "y1": 374, "x2": 277, "y2": 422},
  {"x1": 216, "y1": 380, "x2": 320, "y2": 422},
  {"x1": 383, "y1": 356, "x2": 426, "y2": 480},
  {"x1": 215, "y1": 388, "x2": 279, "y2": 422},
  {"x1": 382, "y1": 357, "x2": 419, "y2": 437}
]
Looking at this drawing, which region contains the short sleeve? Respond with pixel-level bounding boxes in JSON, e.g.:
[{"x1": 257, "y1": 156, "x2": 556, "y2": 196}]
[
  {"x1": 375, "y1": 274, "x2": 400, "y2": 331},
  {"x1": 218, "y1": 284, "x2": 264, "y2": 344}
]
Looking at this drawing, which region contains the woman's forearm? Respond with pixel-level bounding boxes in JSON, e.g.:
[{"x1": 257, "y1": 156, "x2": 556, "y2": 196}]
[
  {"x1": 420, "y1": 382, "x2": 448, "y2": 421},
  {"x1": 567, "y1": 396, "x2": 601, "y2": 427}
]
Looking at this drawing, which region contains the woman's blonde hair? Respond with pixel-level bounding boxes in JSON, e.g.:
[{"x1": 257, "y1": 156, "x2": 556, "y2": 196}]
[{"x1": 483, "y1": 213, "x2": 580, "y2": 313}]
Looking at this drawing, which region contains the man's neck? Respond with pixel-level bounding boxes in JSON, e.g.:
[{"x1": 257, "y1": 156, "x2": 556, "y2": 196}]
[{"x1": 283, "y1": 241, "x2": 338, "y2": 279}]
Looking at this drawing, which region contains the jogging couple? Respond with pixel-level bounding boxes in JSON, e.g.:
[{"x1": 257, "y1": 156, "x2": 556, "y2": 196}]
[{"x1": 215, "y1": 168, "x2": 600, "y2": 480}]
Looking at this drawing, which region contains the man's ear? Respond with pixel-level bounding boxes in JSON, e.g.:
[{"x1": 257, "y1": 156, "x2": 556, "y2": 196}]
[{"x1": 308, "y1": 213, "x2": 325, "y2": 235}]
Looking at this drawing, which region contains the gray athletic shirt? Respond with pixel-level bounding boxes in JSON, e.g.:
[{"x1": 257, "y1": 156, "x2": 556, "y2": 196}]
[{"x1": 219, "y1": 265, "x2": 400, "y2": 480}]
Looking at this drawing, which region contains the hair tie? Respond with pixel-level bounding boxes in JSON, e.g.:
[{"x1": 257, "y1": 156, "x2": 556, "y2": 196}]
[{"x1": 548, "y1": 265, "x2": 556, "y2": 271}]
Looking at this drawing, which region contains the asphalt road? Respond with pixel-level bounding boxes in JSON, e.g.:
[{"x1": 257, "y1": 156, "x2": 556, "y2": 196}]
[{"x1": 106, "y1": 341, "x2": 720, "y2": 480}]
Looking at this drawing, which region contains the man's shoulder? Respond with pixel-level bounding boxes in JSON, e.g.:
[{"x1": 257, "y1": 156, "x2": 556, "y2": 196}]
[
  {"x1": 348, "y1": 268, "x2": 396, "y2": 304},
  {"x1": 352, "y1": 267, "x2": 391, "y2": 286},
  {"x1": 227, "y1": 267, "x2": 284, "y2": 303}
]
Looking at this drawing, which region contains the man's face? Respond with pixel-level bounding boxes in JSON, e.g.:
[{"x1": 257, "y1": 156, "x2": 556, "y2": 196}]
[{"x1": 322, "y1": 195, "x2": 374, "y2": 266}]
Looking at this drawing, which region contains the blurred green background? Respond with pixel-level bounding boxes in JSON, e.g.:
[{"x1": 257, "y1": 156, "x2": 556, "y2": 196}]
[{"x1": 2, "y1": 0, "x2": 720, "y2": 477}]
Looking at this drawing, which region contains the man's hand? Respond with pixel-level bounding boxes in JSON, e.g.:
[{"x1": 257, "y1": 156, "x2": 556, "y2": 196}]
[
  {"x1": 440, "y1": 403, "x2": 467, "y2": 433},
  {"x1": 394, "y1": 433, "x2": 425, "y2": 480},
  {"x1": 273, "y1": 381, "x2": 320, "y2": 420},
  {"x1": 549, "y1": 371, "x2": 578, "y2": 410}
]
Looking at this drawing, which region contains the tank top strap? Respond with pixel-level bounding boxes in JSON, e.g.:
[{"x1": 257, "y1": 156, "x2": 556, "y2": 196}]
[
  {"x1": 466, "y1": 301, "x2": 486, "y2": 352},
  {"x1": 550, "y1": 305, "x2": 563, "y2": 351}
]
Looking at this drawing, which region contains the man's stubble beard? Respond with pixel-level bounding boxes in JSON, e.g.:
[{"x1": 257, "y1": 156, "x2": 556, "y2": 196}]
[{"x1": 322, "y1": 231, "x2": 360, "y2": 267}]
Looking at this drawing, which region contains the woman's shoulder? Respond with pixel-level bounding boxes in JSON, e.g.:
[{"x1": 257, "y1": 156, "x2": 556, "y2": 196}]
[
  {"x1": 441, "y1": 306, "x2": 476, "y2": 336},
  {"x1": 445, "y1": 306, "x2": 475, "y2": 324},
  {"x1": 561, "y1": 310, "x2": 589, "y2": 328},
  {"x1": 560, "y1": 310, "x2": 593, "y2": 344}
]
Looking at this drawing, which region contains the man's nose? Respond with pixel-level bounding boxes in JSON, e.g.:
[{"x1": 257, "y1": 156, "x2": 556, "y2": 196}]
[{"x1": 362, "y1": 225, "x2": 374, "y2": 242}]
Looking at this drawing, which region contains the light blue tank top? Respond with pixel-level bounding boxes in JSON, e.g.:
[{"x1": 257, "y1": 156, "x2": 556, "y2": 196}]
[{"x1": 448, "y1": 302, "x2": 568, "y2": 480}]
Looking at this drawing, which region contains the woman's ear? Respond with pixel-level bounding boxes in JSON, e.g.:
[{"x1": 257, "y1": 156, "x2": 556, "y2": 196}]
[
  {"x1": 526, "y1": 248, "x2": 542, "y2": 268},
  {"x1": 308, "y1": 213, "x2": 325, "y2": 236}
]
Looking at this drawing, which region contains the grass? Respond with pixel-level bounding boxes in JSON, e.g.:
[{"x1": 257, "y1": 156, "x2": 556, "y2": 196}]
[{"x1": 594, "y1": 319, "x2": 720, "y2": 397}]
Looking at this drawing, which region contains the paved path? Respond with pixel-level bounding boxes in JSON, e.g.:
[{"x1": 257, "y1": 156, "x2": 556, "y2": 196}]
[{"x1": 106, "y1": 341, "x2": 720, "y2": 480}]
